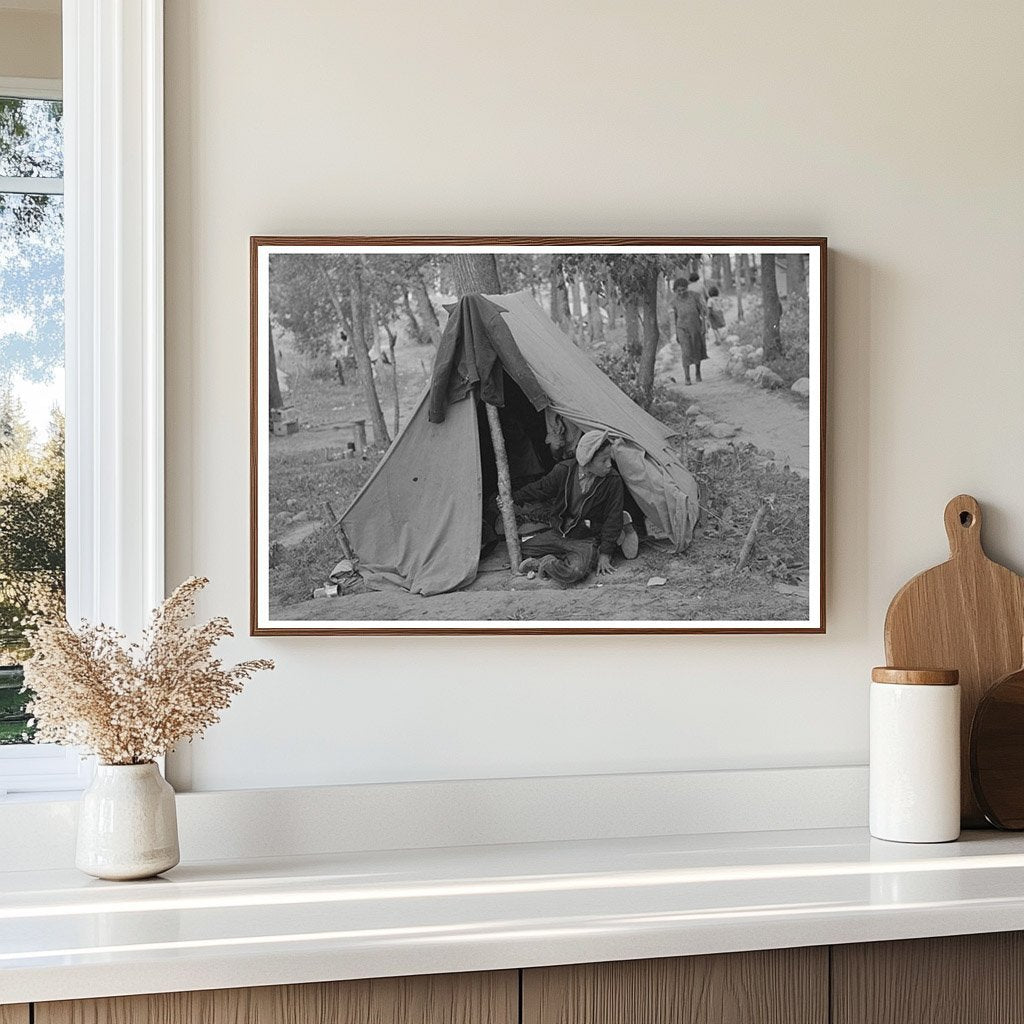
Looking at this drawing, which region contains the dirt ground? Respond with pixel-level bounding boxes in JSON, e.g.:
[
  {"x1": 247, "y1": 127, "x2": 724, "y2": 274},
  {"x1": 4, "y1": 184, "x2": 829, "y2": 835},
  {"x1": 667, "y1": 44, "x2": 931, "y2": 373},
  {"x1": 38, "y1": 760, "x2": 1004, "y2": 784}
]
[{"x1": 275, "y1": 538, "x2": 808, "y2": 624}]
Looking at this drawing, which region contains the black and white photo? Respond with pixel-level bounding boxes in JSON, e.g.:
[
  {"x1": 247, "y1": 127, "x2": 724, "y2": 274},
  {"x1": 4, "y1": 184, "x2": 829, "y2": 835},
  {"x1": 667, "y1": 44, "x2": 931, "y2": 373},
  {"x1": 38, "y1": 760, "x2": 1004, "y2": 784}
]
[{"x1": 251, "y1": 238, "x2": 825, "y2": 634}]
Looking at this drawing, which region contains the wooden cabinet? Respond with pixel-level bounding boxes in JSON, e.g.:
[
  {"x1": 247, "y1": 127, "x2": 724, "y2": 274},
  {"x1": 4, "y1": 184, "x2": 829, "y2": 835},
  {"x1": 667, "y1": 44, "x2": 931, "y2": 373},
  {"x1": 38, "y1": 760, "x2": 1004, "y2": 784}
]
[
  {"x1": 14, "y1": 933, "x2": 1024, "y2": 1024},
  {"x1": 522, "y1": 948, "x2": 828, "y2": 1024},
  {"x1": 34, "y1": 971, "x2": 517, "y2": 1024},
  {"x1": 832, "y1": 932, "x2": 1024, "y2": 1024}
]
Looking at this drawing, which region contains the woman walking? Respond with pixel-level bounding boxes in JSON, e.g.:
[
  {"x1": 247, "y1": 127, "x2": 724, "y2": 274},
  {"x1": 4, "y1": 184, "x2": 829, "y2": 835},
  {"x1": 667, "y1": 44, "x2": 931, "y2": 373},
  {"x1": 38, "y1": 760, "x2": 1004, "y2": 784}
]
[{"x1": 671, "y1": 277, "x2": 708, "y2": 385}]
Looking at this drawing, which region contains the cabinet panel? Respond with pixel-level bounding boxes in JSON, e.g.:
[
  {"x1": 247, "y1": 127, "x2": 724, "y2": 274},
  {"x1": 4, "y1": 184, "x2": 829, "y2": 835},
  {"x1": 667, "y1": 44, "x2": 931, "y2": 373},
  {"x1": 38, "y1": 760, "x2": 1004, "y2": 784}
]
[
  {"x1": 0, "y1": 1007, "x2": 29, "y2": 1024},
  {"x1": 523, "y1": 948, "x2": 828, "y2": 1024},
  {"x1": 833, "y1": 932, "x2": 1024, "y2": 1024},
  {"x1": 36, "y1": 970, "x2": 517, "y2": 1024}
]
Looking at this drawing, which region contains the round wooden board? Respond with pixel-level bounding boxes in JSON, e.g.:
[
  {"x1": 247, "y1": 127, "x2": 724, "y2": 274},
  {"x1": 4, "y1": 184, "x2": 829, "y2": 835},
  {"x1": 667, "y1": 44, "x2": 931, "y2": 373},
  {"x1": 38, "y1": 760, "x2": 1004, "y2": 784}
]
[{"x1": 971, "y1": 663, "x2": 1024, "y2": 829}]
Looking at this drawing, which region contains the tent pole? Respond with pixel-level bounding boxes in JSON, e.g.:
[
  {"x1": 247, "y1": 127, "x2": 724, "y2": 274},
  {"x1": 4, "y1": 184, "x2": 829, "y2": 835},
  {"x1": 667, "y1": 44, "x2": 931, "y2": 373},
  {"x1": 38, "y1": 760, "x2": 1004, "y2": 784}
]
[{"x1": 484, "y1": 403, "x2": 523, "y2": 575}]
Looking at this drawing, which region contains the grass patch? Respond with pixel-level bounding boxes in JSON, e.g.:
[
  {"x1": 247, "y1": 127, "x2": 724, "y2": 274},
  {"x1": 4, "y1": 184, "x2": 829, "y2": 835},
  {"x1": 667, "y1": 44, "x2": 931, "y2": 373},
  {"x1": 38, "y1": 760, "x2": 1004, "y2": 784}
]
[
  {"x1": 685, "y1": 441, "x2": 809, "y2": 584},
  {"x1": 268, "y1": 446, "x2": 377, "y2": 606}
]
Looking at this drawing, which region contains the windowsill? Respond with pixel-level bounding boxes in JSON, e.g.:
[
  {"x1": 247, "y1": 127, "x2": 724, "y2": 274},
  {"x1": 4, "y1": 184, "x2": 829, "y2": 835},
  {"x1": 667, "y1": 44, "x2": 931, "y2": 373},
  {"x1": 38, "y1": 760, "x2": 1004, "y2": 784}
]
[
  {"x1": 4, "y1": 826, "x2": 1024, "y2": 1005},
  {"x1": 0, "y1": 790, "x2": 84, "y2": 804}
]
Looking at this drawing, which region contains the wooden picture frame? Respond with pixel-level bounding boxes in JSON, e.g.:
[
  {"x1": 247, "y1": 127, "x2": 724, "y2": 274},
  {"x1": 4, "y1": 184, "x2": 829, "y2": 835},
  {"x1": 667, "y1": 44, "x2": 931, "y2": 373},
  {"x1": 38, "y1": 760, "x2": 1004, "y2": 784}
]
[{"x1": 251, "y1": 237, "x2": 826, "y2": 635}]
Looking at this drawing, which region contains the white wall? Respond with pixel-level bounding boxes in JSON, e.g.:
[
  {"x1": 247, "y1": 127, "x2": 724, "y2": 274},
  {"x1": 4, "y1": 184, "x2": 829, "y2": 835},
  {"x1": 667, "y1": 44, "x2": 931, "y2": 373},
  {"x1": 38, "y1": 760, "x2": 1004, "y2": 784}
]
[{"x1": 164, "y1": 1, "x2": 1024, "y2": 792}]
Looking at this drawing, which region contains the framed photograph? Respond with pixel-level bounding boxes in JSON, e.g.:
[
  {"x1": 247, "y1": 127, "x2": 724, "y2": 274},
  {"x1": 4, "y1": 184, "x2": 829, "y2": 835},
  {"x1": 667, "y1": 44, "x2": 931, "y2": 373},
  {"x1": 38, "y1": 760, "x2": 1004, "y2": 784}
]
[{"x1": 250, "y1": 237, "x2": 826, "y2": 635}]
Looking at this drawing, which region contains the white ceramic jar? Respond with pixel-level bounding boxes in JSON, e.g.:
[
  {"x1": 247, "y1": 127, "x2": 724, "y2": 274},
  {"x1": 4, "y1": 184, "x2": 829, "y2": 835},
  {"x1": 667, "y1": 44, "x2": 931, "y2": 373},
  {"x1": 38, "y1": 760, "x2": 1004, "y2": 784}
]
[
  {"x1": 76, "y1": 762, "x2": 180, "y2": 880},
  {"x1": 870, "y1": 667, "x2": 961, "y2": 843}
]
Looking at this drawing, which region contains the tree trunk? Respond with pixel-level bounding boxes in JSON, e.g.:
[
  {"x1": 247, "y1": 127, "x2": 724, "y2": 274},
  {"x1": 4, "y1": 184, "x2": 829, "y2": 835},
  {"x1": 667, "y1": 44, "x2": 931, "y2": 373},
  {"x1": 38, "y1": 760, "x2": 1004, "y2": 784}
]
[
  {"x1": 721, "y1": 253, "x2": 734, "y2": 293},
  {"x1": 268, "y1": 322, "x2": 284, "y2": 412},
  {"x1": 387, "y1": 331, "x2": 400, "y2": 437},
  {"x1": 329, "y1": 260, "x2": 390, "y2": 449},
  {"x1": 549, "y1": 261, "x2": 570, "y2": 328},
  {"x1": 624, "y1": 295, "x2": 640, "y2": 358},
  {"x1": 736, "y1": 254, "x2": 746, "y2": 321},
  {"x1": 586, "y1": 281, "x2": 604, "y2": 345},
  {"x1": 786, "y1": 253, "x2": 806, "y2": 298},
  {"x1": 450, "y1": 253, "x2": 502, "y2": 295},
  {"x1": 605, "y1": 272, "x2": 617, "y2": 329},
  {"x1": 484, "y1": 403, "x2": 523, "y2": 577},
  {"x1": 412, "y1": 270, "x2": 442, "y2": 344},
  {"x1": 761, "y1": 253, "x2": 784, "y2": 360},
  {"x1": 637, "y1": 269, "x2": 661, "y2": 409},
  {"x1": 400, "y1": 289, "x2": 426, "y2": 344},
  {"x1": 373, "y1": 299, "x2": 401, "y2": 438},
  {"x1": 569, "y1": 275, "x2": 583, "y2": 343}
]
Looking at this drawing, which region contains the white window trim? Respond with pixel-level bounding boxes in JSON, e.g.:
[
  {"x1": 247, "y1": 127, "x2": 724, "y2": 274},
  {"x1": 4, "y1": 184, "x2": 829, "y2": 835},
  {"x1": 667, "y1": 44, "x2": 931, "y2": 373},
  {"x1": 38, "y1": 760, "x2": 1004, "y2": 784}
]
[
  {"x1": 0, "y1": 2, "x2": 165, "y2": 797},
  {"x1": 0, "y1": 76, "x2": 62, "y2": 101},
  {"x1": 0, "y1": 175, "x2": 63, "y2": 195}
]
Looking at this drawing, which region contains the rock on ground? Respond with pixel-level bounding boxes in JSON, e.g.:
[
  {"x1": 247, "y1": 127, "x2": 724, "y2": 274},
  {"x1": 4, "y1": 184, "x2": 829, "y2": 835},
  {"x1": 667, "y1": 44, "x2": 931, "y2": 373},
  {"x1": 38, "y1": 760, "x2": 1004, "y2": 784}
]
[
  {"x1": 791, "y1": 377, "x2": 811, "y2": 398},
  {"x1": 746, "y1": 365, "x2": 785, "y2": 389},
  {"x1": 280, "y1": 521, "x2": 323, "y2": 548}
]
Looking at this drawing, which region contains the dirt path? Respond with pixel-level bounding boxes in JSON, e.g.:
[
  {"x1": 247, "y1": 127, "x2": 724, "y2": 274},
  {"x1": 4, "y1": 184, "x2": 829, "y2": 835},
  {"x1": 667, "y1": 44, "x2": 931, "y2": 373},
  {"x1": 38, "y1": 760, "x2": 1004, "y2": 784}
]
[{"x1": 664, "y1": 339, "x2": 810, "y2": 477}]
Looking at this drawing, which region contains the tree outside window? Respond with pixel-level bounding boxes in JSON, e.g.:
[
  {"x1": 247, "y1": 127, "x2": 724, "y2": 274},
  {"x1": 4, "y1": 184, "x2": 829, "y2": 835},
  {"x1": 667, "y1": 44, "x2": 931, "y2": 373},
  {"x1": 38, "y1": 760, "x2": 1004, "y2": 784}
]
[{"x1": 0, "y1": 93, "x2": 65, "y2": 744}]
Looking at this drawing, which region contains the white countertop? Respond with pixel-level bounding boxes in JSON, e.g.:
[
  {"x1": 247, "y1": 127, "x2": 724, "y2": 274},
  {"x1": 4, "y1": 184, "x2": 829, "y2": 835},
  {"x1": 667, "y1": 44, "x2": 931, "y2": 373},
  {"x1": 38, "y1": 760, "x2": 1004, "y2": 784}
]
[{"x1": 4, "y1": 826, "x2": 1024, "y2": 1004}]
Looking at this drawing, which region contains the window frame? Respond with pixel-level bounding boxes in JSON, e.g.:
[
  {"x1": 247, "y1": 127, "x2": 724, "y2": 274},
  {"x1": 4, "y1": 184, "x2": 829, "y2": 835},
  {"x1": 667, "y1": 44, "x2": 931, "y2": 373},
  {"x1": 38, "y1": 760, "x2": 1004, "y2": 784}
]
[
  {"x1": 0, "y1": 75, "x2": 79, "y2": 795},
  {"x1": 0, "y1": 0, "x2": 165, "y2": 798}
]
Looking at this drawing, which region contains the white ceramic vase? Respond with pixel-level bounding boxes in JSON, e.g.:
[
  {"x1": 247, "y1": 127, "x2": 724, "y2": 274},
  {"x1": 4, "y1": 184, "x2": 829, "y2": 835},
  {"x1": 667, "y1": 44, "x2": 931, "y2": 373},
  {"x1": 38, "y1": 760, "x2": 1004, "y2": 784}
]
[{"x1": 76, "y1": 762, "x2": 180, "y2": 880}]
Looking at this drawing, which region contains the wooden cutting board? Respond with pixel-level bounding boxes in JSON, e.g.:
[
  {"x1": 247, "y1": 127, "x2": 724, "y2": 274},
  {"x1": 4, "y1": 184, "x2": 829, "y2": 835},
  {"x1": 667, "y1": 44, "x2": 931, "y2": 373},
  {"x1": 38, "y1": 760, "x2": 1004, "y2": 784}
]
[{"x1": 884, "y1": 494, "x2": 1024, "y2": 826}]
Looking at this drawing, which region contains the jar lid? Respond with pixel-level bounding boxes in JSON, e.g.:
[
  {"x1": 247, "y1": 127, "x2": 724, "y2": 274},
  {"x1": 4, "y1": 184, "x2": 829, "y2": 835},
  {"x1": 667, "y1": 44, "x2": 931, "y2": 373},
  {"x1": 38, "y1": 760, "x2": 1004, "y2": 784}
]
[{"x1": 871, "y1": 667, "x2": 959, "y2": 686}]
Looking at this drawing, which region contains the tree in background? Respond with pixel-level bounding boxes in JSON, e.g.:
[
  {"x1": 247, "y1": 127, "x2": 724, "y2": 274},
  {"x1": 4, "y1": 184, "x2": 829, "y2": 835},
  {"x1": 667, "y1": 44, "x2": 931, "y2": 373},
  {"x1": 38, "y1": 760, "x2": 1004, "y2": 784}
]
[
  {"x1": 559, "y1": 254, "x2": 612, "y2": 348},
  {"x1": 269, "y1": 253, "x2": 348, "y2": 359},
  {"x1": 548, "y1": 256, "x2": 571, "y2": 330},
  {"x1": 606, "y1": 254, "x2": 666, "y2": 409},
  {"x1": 269, "y1": 253, "x2": 393, "y2": 446},
  {"x1": 786, "y1": 253, "x2": 806, "y2": 297},
  {"x1": 409, "y1": 260, "x2": 442, "y2": 345},
  {"x1": 495, "y1": 253, "x2": 545, "y2": 299},
  {"x1": 0, "y1": 396, "x2": 65, "y2": 665},
  {"x1": 0, "y1": 98, "x2": 64, "y2": 390},
  {"x1": 760, "y1": 254, "x2": 784, "y2": 360},
  {"x1": 267, "y1": 326, "x2": 284, "y2": 411},
  {"x1": 735, "y1": 253, "x2": 747, "y2": 321},
  {"x1": 339, "y1": 258, "x2": 391, "y2": 449}
]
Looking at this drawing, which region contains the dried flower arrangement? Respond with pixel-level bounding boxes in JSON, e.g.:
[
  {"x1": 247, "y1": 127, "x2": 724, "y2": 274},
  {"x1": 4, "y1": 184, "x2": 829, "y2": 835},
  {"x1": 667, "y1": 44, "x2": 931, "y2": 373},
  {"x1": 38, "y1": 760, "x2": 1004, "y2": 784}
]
[{"x1": 23, "y1": 577, "x2": 273, "y2": 765}]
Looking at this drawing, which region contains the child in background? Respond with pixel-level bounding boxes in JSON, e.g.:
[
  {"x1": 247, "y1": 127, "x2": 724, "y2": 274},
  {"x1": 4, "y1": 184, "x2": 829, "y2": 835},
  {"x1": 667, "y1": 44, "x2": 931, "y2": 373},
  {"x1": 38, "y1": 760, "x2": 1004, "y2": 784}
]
[{"x1": 706, "y1": 285, "x2": 726, "y2": 346}]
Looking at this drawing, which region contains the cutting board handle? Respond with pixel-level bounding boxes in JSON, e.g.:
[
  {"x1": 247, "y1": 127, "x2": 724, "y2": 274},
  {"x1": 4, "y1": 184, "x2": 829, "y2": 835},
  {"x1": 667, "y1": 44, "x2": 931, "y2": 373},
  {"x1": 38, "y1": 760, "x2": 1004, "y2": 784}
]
[{"x1": 944, "y1": 494, "x2": 983, "y2": 558}]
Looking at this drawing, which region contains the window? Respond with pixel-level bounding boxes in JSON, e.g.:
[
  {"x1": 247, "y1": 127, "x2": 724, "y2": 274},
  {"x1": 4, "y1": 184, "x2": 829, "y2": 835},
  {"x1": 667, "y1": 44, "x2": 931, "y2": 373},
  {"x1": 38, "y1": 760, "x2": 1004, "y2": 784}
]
[
  {"x1": 0, "y1": 79, "x2": 82, "y2": 795},
  {"x1": 1, "y1": 5, "x2": 166, "y2": 798}
]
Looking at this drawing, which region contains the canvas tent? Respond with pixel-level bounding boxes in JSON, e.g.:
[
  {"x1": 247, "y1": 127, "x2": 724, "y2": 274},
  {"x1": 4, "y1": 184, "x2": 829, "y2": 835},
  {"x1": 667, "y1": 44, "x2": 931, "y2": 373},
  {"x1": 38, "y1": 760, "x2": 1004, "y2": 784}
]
[{"x1": 340, "y1": 290, "x2": 700, "y2": 596}]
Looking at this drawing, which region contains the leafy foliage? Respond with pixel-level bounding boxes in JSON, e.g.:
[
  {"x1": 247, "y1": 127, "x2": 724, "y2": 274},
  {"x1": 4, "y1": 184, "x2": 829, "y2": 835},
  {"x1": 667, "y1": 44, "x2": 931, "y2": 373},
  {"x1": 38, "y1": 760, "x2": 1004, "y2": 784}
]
[
  {"x1": 731, "y1": 286, "x2": 810, "y2": 385},
  {"x1": 0, "y1": 396, "x2": 65, "y2": 671},
  {"x1": 1, "y1": 98, "x2": 65, "y2": 386},
  {"x1": 595, "y1": 348, "x2": 677, "y2": 422},
  {"x1": 269, "y1": 253, "x2": 349, "y2": 358}
]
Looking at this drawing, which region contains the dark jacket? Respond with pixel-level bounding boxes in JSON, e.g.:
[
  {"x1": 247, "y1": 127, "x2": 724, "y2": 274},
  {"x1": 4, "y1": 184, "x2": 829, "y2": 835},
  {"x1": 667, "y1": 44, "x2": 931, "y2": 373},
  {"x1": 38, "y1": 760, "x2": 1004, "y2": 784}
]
[
  {"x1": 513, "y1": 459, "x2": 624, "y2": 556},
  {"x1": 429, "y1": 295, "x2": 547, "y2": 424}
]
